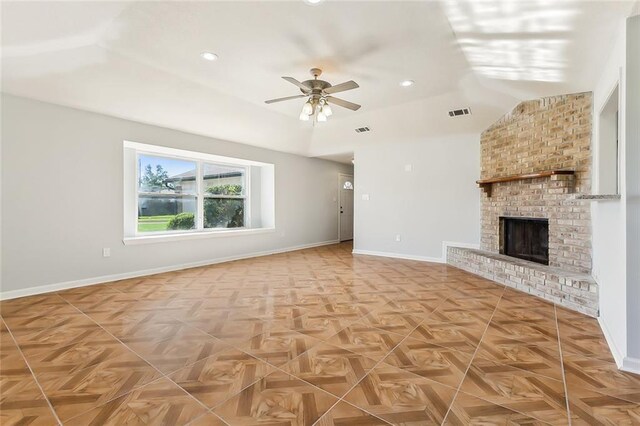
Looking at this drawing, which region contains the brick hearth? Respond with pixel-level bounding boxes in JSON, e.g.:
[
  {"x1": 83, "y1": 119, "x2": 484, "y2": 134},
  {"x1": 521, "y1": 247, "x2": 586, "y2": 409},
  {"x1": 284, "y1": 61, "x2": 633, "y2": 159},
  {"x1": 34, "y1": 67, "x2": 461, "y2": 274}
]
[{"x1": 448, "y1": 246, "x2": 598, "y2": 316}]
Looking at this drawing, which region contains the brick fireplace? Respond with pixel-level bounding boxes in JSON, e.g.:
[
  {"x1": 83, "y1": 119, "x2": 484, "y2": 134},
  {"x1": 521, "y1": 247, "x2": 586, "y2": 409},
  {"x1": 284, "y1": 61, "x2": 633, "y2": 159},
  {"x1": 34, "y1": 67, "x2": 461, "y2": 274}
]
[{"x1": 448, "y1": 92, "x2": 598, "y2": 316}]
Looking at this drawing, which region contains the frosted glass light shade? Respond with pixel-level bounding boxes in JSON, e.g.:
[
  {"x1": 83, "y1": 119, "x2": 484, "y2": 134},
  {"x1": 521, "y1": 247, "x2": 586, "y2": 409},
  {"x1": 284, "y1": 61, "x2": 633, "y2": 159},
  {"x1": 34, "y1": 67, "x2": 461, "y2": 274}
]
[{"x1": 302, "y1": 101, "x2": 313, "y2": 115}]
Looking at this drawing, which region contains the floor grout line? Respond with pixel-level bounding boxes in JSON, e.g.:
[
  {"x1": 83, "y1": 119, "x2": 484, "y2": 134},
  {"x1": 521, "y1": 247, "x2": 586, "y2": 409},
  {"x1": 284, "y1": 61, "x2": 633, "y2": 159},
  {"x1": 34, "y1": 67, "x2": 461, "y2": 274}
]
[
  {"x1": 54, "y1": 294, "x2": 215, "y2": 424},
  {"x1": 226, "y1": 303, "x2": 425, "y2": 425},
  {"x1": 1, "y1": 317, "x2": 64, "y2": 426},
  {"x1": 310, "y1": 292, "x2": 458, "y2": 425},
  {"x1": 65, "y1": 292, "x2": 392, "y2": 423},
  {"x1": 439, "y1": 291, "x2": 567, "y2": 425},
  {"x1": 184, "y1": 409, "x2": 230, "y2": 426},
  {"x1": 555, "y1": 304, "x2": 573, "y2": 425},
  {"x1": 211, "y1": 291, "x2": 460, "y2": 426},
  {"x1": 440, "y1": 284, "x2": 507, "y2": 424}
]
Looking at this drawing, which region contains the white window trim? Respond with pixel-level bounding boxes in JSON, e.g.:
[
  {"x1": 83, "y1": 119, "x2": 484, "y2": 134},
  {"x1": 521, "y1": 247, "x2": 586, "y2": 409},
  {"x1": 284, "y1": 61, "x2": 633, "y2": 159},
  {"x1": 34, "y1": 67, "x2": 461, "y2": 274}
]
[
  {"x1": 124, "y1": 140, "x2": 275, "y2": 245},
  {"x1": 134, "y1": 150, "x2": 251, "y2": 236},
  {"x1": 125, "y1": 141, "x2": 267, "y2": 167}
]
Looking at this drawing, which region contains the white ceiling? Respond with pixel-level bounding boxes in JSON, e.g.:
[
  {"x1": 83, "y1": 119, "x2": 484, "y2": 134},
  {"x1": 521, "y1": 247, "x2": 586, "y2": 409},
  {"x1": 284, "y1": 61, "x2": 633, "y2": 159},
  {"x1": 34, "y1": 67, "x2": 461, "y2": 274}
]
[{"x1": 1, "y1": 1, "x2": 634, "y2": 162}]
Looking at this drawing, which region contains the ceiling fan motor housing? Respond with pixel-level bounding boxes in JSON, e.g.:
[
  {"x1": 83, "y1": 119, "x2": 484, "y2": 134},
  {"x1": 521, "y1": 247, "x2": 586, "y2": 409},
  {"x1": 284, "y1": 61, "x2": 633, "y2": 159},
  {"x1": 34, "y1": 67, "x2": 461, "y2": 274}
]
[
  {"x1": 300, "y1": 80, "x2": 331, "y2": 97},
  {"x1": 299, "y1": 68, "x2": 331, "y2": 99}
]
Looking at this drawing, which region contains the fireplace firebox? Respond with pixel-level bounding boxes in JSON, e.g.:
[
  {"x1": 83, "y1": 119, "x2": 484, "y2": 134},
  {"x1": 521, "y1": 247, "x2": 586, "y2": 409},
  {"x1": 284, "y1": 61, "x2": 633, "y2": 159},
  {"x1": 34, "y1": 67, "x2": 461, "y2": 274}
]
[{"x1": 500, "y1": 217, "x2": 549, "y2": 265}]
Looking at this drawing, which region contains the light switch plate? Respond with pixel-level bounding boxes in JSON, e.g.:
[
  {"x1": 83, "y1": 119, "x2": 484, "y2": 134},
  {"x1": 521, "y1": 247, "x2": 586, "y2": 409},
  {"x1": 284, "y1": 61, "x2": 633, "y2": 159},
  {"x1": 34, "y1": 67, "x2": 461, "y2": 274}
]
[{"x1": 362, "y1": 194, "x2": 370, "y2": 201}]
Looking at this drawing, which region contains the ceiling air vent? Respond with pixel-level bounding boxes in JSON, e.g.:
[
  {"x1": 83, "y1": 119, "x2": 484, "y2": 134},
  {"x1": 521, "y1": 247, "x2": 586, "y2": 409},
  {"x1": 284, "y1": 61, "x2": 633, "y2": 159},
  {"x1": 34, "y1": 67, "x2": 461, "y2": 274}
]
[
  {"x1": 355, "y1": 126, "x2": 371, "y2": 133},
  {"x1": 448, "y1": 107, "x2": 471, "y2": 117}
]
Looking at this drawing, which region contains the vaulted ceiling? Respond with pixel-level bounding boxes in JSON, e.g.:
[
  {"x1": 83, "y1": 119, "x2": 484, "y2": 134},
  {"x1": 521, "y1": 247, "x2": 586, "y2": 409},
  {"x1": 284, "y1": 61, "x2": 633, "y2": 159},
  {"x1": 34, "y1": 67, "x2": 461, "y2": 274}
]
[{"x1": 1, "y1": 1, "x2": 634, "y2": 162}]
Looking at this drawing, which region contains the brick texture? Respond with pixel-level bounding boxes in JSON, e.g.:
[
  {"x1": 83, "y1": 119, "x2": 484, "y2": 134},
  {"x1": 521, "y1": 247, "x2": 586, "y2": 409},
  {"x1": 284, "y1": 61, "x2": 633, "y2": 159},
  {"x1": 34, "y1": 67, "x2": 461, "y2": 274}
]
[
  {"x1": 480, "y1": 92, "x2": 592, "y2": 273},
  {"x1": 448, "y1": 246, "x2": 598, "y2": 317}
]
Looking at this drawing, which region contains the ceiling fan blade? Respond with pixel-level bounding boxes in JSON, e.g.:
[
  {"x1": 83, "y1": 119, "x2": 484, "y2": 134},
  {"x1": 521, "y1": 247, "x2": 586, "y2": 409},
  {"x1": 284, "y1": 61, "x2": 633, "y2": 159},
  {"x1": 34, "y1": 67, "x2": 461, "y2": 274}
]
[
  {"x1": 327, "y1": 96, "x2": 361, "y2": 111},
  {"x1": 264, "y1": 94, "x2": 307, "y2": 104},
  {"x1": 282, "y1": 77, "x2": 311, "y2": 92},
  {"x1": 323, "y1": 80, "x2": 359, "y2": 95}
]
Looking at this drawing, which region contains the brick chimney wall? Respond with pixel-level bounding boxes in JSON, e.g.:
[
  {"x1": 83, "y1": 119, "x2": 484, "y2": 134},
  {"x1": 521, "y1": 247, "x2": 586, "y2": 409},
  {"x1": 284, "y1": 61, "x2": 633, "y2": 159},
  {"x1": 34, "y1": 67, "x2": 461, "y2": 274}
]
[{"x1": 479, "y1": 92, "x2": 593, "y2": 273}]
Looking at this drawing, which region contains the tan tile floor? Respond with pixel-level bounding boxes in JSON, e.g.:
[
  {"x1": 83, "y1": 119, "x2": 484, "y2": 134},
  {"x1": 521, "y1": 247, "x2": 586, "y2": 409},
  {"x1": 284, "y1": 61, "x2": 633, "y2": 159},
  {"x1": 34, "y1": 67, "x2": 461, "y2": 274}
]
[{"x1": 1, "y1": 242, "x2": 639, "y2": 425}]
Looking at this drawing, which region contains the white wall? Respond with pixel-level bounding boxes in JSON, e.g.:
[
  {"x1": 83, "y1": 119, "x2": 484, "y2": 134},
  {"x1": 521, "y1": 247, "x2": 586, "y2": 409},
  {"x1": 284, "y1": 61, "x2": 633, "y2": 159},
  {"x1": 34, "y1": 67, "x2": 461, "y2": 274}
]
[
  {"x1": 591, "y1": 7, "x2": 639, "y2": 373},
  {"x1": 0, "y1": 94, "x2": 352, "y2": 298},
  {"x1": 591, "y1": 18, "x2": 628, "y2": 365},
  {"x1": 352, "y1": 135, "x2": 480, "y2": 262},
  {"x1": 624, "y1": 14, "x2": 640, "y2": 369}
]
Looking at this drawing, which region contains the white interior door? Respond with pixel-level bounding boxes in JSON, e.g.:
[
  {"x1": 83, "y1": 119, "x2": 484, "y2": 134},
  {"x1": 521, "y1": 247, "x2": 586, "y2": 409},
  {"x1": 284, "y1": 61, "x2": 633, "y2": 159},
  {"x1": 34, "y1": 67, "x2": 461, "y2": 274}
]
[{"x1": 339, "y1": 174, "x2": 354, "y2": 241}]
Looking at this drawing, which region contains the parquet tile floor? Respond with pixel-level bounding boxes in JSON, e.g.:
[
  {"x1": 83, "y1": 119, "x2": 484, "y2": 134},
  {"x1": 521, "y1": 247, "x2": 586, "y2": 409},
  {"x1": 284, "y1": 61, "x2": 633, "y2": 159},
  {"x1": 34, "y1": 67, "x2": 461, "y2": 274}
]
[{"x1": 1, "y1": 242, "x2": 639, "y2": 425}]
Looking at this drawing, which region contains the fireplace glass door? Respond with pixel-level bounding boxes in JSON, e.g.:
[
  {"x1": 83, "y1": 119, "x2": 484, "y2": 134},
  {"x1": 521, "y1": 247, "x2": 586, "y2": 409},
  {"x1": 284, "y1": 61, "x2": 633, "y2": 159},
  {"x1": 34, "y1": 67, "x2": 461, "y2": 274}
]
[{"x1": 501, "y1": 217, "x2": 549, "y2": 265}]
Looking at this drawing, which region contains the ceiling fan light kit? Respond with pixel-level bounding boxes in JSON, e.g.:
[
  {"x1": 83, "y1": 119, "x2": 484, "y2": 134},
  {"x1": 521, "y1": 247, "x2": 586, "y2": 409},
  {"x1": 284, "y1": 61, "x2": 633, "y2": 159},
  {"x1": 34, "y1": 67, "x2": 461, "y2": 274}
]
[
  {"x1": 265, "y1": 68, "x2": 360, "y2": 123},
  {"x1": 319, "y1": 99, "x2": 333, "y2": 117}
]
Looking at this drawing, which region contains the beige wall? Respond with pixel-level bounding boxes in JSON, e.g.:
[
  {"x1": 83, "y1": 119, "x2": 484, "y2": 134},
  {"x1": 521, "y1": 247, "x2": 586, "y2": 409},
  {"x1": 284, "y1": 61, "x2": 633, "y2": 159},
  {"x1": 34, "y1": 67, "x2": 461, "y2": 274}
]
[{"x1": 353, "y1": 135, "x2": 481, "y2": 261}]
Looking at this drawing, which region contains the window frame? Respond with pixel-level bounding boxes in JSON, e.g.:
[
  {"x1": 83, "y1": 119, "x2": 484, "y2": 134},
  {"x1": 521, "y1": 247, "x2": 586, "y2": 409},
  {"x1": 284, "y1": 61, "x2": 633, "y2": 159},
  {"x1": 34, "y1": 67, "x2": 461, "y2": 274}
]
[
  {"x1": 595, "y1": 78, "x2": 621, "y2": 196},
  {"x1": 123, "y1": 140, "x2": 275, "y2": 245},
  {"x1": 200, "y1": 161, "x2": 250, "y2": 231},
  {"x1": 134, "y1": 150, "x2": 251, "y2": 236}
]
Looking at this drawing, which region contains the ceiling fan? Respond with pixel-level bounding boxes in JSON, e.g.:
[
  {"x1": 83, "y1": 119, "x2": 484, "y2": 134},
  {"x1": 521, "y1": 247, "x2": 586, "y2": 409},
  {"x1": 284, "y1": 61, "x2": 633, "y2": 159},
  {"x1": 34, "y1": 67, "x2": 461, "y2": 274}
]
[{"x1": 265, "y1": 68, "x2": 360, "y2": 122}]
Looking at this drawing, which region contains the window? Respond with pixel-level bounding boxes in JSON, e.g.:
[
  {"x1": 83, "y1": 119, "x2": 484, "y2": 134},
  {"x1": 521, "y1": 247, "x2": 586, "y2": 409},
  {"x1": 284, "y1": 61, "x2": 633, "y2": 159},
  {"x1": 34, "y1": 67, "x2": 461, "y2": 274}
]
[
  {"x1": 202, "y1": 163, "x2": 246, "y2": 229},
  {"x1": 124, "y1": 141, "x2": 275, "y2": 243},
  {"x1": 137, "y1": 155, "x2": 198, "y2": 232},
  {"x1": 597, "y1": 84, "x2": 620, "y2": 195}
]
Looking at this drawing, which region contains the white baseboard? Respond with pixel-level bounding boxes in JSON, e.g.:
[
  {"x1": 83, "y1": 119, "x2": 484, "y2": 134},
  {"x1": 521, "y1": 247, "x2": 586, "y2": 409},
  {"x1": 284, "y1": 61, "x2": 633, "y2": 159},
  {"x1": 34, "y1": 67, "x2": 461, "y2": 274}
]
[
  {"x1": 441, "y1": 240, "x2": 480, "y2": 263},
  {"x1": 0, "y1": 240, "x2": 339, "y2": 301},
  {"x1": 352, "y1": 249, "x2": 443, "y2": 263},
  {"x1": 622, "y1": 356, "x2": 640, "y2": 374},
  {"x1": 597, "y1": 316, "x2": 626, "y2": 369}
]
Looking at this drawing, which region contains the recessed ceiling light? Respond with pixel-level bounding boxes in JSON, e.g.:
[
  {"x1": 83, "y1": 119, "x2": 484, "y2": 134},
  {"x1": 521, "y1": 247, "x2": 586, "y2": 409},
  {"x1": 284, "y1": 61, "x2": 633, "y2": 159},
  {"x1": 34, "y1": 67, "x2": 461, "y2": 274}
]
[
  {"x1": 304, "y1": 0, "x2": 324, "y2": 5},
  {"x1": 400, "y1": 80, "x2": 415, "y2": 87},
  {"x1": 200, "y1": 52, "x2": 218, "y2": 61}
]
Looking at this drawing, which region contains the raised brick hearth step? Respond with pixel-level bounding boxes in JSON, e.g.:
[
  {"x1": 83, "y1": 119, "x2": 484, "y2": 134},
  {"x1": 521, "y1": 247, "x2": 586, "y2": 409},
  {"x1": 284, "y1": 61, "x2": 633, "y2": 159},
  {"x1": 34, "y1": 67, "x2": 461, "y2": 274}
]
[{"x1": 447, "y1": 246, "x2": 598, "y2": 317}]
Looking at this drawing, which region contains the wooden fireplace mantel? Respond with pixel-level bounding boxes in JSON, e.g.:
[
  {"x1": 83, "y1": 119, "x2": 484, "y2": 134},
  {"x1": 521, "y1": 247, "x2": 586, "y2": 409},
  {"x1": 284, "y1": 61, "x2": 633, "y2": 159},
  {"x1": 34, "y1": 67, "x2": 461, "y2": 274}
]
[{"x1": 477, "y1": 170, "x2": 575, "y2": 197}]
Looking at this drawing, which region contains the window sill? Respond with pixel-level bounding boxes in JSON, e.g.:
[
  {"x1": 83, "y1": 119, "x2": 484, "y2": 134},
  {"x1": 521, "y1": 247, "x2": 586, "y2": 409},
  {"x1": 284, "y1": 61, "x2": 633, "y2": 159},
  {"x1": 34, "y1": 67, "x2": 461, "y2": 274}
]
[{"x1": 123, "y1": 227, "x2": 276, "y2": 245}]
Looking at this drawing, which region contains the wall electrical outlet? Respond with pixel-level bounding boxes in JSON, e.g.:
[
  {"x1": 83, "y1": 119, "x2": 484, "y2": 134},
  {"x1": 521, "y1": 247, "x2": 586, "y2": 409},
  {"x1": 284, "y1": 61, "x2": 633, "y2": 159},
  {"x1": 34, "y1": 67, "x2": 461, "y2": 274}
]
[
  {"x1": 395, "y1": 234, "x2": 401, "y2": 242},
  {"x1": 362, "y1": 194, "x2": 370, "y2": 201},
  {"x1": 102, "y1": 248, "x2": 111, "y2": 258},
  {"x1": 404, "y1": 164, "x2": 413, "y2": 172}
]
